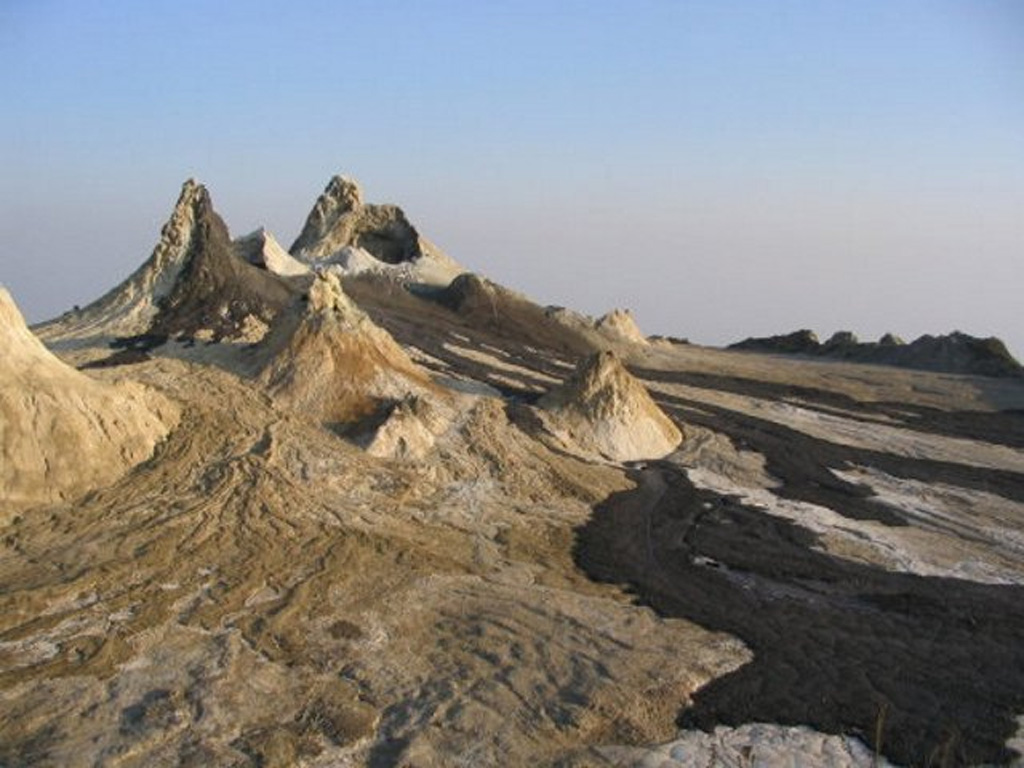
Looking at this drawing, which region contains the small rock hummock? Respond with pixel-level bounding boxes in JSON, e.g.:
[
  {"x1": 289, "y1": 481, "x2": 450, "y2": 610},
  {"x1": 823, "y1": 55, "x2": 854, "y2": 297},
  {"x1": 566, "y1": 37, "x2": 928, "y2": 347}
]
[{"x1": 538, "y1": 350, "x2": 682, "y2": 462}]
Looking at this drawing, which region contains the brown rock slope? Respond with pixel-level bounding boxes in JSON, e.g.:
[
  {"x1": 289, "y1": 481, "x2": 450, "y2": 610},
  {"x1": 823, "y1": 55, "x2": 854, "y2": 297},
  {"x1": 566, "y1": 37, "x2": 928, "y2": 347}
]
[
  {"x1": 539, "y1": 350, "x2": 682, "y2": 462},
  {"x1": 258, "y1": 271, "x2": 436, "y2": 425},
  {"x1": 0, "y1": 287, "x2": 178, "y2": 514}
]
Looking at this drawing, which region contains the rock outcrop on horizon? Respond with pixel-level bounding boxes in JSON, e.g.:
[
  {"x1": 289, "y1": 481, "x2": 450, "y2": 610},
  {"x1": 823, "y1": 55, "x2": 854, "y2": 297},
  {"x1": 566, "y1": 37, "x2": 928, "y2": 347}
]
[
  {"x1": 730, "y1": 328, "x2": 1023, "y2": 378},
  {"x1": 0, "y1": 287, "x2": 178, "y2": 514},
  {"x1": 538, "y1": 350, "x2": 682, "y2": 462},
  {"x1": 35, "y1": 180, "x2": 295, "y2": 347},
  {"x1": 258, "y1": 271, "x2": 435, "y2": 425}
]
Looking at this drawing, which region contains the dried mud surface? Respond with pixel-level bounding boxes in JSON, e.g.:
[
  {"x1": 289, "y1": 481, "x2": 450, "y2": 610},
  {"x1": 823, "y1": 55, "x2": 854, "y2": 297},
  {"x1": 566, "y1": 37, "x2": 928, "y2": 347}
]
[
  {"x1": 5, "y1": 274, "x2": 1024, "y2": 766},
  {"x1": 0, "y1": 356, "x2": 745, "y2": 767}
]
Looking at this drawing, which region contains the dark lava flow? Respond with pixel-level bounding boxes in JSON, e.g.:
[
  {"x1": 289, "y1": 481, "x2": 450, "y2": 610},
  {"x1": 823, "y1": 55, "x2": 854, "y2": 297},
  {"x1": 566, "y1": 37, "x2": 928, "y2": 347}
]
[{"x1": 575, "y1": 465, "x2": 1024, "y2": 765}]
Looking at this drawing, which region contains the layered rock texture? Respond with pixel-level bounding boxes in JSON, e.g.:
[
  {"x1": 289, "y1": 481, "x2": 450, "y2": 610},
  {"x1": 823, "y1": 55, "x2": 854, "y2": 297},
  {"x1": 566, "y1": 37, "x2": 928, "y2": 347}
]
[
  {"x1": 0, "y1": 287, "x2": 178, "y2": 513},
  {"x1": 538, "y1": 350, "x2": 682, "y2": 461},
  {"x1": 731, "y1": 328, "x2": 1023, "y2": 378},
  {"x1": 259, "y1": 271, "x2": 434, "y2": 425}
]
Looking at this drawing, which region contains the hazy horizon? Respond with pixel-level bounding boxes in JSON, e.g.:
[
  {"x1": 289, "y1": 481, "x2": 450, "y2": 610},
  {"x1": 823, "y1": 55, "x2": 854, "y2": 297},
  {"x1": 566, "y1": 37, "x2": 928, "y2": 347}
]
[{"x1": 2, "y1": 1, "x2": 1022, "y2": 358}]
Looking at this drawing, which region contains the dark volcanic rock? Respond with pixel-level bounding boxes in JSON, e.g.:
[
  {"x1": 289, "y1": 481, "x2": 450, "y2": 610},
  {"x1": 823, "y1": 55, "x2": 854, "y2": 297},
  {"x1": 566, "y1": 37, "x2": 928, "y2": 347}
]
[
  {"x1": 147, "y1": 185, "x2": 294, "y2": 342},
  {"x1": 822, "y1": 330, "x2": 858, "y2": 350},
  {"x1": 31, "y1": 180, "x2": 296, "y2": 349},
  {"x1": 729, "y1": 329, "x2": 821, "y2": 355},
  {"x1": 881, "y1": 332, "x2": 1023, "y2": 378},
  {"x1": 730, "y1": 328, "x2": 1023, "y2": 378}
]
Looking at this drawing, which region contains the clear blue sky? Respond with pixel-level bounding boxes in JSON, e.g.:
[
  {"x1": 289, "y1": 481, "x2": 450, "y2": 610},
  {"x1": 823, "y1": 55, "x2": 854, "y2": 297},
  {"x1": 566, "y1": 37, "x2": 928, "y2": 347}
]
[{"x1": 2, "y1": 1, "x2": 1023, "y2": 356}]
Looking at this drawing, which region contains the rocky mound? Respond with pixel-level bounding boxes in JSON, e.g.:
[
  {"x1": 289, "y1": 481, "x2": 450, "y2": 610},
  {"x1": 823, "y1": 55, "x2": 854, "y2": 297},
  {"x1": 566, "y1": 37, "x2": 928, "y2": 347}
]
[
  {"x1": 434, "y1": 274, "x2": 650, "y2": 355},
  {"x1": 363, "y1": 396, "x2": 440, "y2": 460},
  {"x1": 730, "y1": 329, "x2": 1023, "y2": 378},
  {"x1": 144, "y1": 185, "x2": 294, "y2": 343},
  {"x1": 538, "y1": 351, "x2": 682, "y2": 462},
  {"x1": 258, "y1": 271, "x2": 435, "y2": 425},
  {"x1": 878, "y1": 332, "x2": 1023, "y2": 378},
  {"x1": 36, "y1": 180, "x2": 295, "y2": 347},
  {"x1": 234, "y1": 228, "x2": 310, "y2": 278},
  {"x1": 730, "y1": 329, "x2": 821, "y2": 355},
  {"x1": 434, "y1": 273, "x2": 592, "y2": 353},
  {"x1": 290, "y1": 175, "x2": 464, "y2": 286},
  {"x1": 0, "y1": 287, "x2": 178, "y2": 514},
  {"x1": 595, "y1": 308, "x2": 648, "y2": 345}
]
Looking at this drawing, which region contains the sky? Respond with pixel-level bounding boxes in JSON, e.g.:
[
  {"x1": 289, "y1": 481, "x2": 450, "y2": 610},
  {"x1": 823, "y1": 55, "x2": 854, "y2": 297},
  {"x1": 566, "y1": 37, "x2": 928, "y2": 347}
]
[{"x1": 2, "y1": 0, "x2": 1023, "y2": 358}]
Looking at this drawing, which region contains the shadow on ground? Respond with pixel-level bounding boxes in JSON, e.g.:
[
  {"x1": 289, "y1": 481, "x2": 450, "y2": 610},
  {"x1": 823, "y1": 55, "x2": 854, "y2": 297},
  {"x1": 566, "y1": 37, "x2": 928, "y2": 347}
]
[{"x1": 575, "y1": 465, "x2": 1024, "y2": 766}]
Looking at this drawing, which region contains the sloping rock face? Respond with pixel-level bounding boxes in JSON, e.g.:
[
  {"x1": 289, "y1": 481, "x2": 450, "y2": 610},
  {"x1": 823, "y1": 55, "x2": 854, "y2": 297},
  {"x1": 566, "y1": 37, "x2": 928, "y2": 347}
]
[
  {"x1": 538, "y1": 351, "x2": 682, "y2": 462},
  {"x1": 35, "y1": 180, "x2": 206, "y2": 342},
  {"x1": 234, "y1": 228, "x2": 310, "y2": 278},
  {"x1": 258, "y1": 271, "x2": 434, "y2": 425},
  {"x1": 822, "y1": 330, "x2": 858, "y2": 350},
  {"x1": 0, "y1": 287, "x2": 178, "y2": 514},
  {"x1": 879, "y1": 332, "x2": 905, "y2": 347},
  {"x1": 730, "y1": 328, "x2": 1023, "y2": 378},
  {"x1": 35, "y1": 180, "x2": 294, "y2": 346},
  {"x1": 290, "y1": 176, "x2": 422, "y2": 265}
]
